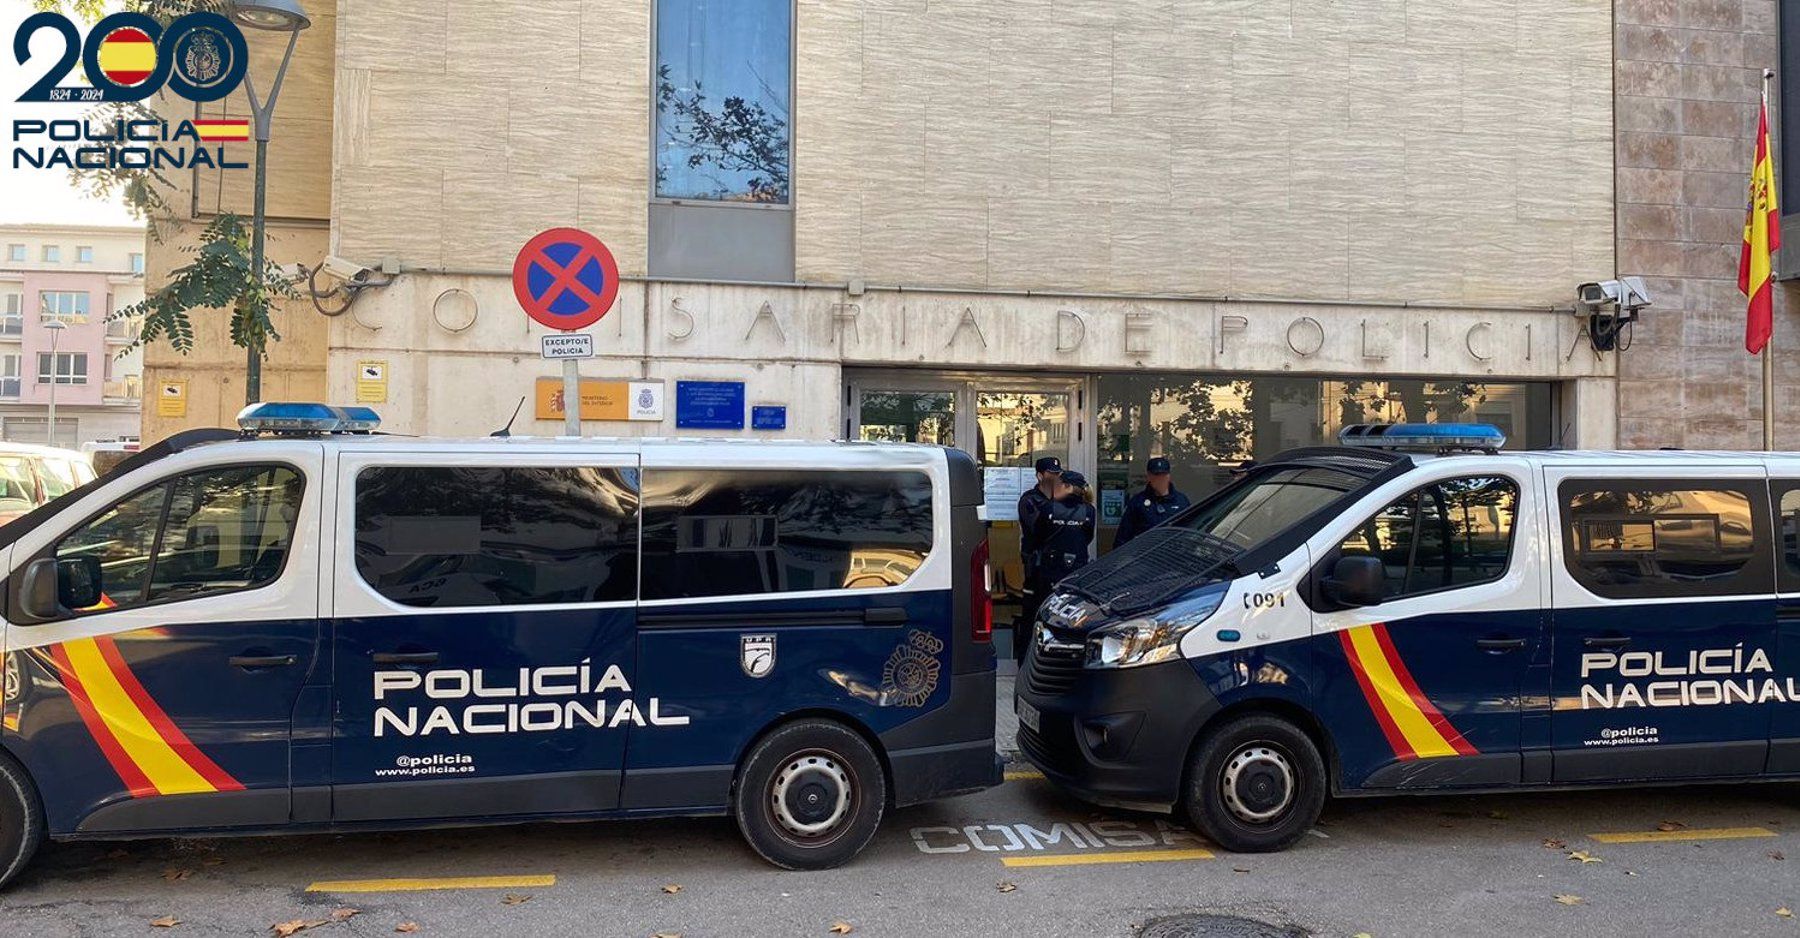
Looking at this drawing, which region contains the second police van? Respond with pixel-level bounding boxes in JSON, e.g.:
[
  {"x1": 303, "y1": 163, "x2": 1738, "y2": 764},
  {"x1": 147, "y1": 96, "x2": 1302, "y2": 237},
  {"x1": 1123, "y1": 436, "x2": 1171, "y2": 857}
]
[
  {"x1": 0, "y1": 404, "x2": 1000, "y2": 889},
  {"x1": 1017, "y1": 423, "x2": 1800, "y2": 852}
]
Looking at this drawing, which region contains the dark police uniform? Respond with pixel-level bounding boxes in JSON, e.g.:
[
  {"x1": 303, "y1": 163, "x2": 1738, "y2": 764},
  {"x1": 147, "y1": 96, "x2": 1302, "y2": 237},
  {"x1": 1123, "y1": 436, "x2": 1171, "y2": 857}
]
[
  {"x1": 1028, "y1": 471, "x2": 1096, "y2": 592},
  {"x1": 1014, "y1": 457, "x2": 1062, "y2": 662},
  {"x1": 1113, "y1": 457, "x2": 1191, "y2": 548}
]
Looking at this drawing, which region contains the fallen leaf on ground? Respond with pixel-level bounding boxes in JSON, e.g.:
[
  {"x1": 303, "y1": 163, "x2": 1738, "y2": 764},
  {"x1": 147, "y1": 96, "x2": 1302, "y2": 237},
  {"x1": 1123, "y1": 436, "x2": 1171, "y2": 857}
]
[
  {"x1": 271, "y1": 921, "x2": 327, "y2": 937},
  {"x1": 201, "y1": 857, "x2": 225, "y2": 867},
  {"x1": 162, "y1": 868, "x2": 192, "y2": 882},
  {"x1": 1232, "y1": 867, "x2": 1250, "y2": 873},
  {"x1": 829, "y1": 923, "x2": 854, "y2": 935},
  {"x1": 1554, "y1": 895, "x2": 1584, "y2": 906},
  {"x1": 1542, "y1": 839, "x2": 1566, "y2": 850},
  {"x1": 1771, "y1": 851, "x2": 1787, "y2": 861},
  {"x1": 395, "y1": 925, "x2": 420, "y2": 935},
  {"x1": 1779, "y1": 908, "x2": 1794, "y2": 918},
  {"x1": 501, "y1": 894, "x2": 531, "y2": 906},
  {"x1": 330, "y1": 908, "x2": 360, "y2": 922},
  {"x1": 1623, "y1": 870, "x2": 1638, "y2": 876},
  {"x1": 995, "y1": 881, "x2": 1017, "y2": 893},
  {"x1": 1656, "y1": 820, "x2": 1687, "y2": 832},
  {"x1": 661, "y1": 884, "x2": 683, "y2": 895},
  {"x1": 1353, "y1": 933, "x2": 1373, "y2": 938},
  {"x1": 150, "y1": 916, "x2": 181, "y2": 928},
  {"x1": 652, "y1": 933, "x2": 682, "y2": 938},
  {"x1": 1568, "y1": 850, "x2": 1602, "y2": 864}
]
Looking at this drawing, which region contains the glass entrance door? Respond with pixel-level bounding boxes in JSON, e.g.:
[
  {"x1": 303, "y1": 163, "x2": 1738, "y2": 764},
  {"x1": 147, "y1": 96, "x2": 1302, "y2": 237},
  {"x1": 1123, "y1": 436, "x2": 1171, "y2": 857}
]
[{"x1": 848, "y1": 373, "x2": 1085, "y2": 662}]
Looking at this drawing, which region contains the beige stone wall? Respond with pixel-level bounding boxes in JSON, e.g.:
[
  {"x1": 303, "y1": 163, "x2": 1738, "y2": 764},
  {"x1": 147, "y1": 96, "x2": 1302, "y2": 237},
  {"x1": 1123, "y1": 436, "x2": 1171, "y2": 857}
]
[
  {"x1": 326, "y1": 0, "x2": 1614, "y2": 308},
  {"x1": 141, "y1": 7, "x2": 337, "y2": 444},
  {"x1": 1613, "y1": 0, "x2": 1797, "y2": 449}
]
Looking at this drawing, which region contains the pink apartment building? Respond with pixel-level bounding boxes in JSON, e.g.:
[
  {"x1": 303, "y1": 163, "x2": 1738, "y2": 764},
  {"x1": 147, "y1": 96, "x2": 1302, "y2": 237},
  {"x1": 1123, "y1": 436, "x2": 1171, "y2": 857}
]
[{"x1": 0, "y1": 223, "x2": 145, "y2": 447}]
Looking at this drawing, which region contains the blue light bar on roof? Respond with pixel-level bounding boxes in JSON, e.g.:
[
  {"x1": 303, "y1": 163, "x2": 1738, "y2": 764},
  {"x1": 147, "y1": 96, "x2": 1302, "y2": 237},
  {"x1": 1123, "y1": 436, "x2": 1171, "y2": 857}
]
[
  {"x1": 1338, "y1": 422, "x2": 1505, "y2": 451},
  {"x1": 237, "y1": 402, "x2": 381, "y2": 435}
]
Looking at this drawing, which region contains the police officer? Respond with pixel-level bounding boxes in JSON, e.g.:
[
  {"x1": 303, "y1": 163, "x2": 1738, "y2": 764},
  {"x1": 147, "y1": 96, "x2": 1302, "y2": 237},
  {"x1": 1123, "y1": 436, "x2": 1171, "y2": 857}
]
[
  {"x1": 1025, "y1": 471, "x2": 1096, "y2": 621},
  {"x1": 1014, "y1": 456, "x2": 1062, "y2": 662},
  {"x1": 1113, "y1": 456, "x2": 1192, "y2": 548}
]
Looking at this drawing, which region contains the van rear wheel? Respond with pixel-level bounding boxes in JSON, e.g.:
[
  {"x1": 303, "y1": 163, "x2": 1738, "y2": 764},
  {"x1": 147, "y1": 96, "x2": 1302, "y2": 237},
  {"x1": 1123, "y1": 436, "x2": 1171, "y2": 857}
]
[
  {"x1": 734, "y1": 720, "x2": 886, "y2": 870},
  {"x1": 0, "y1": 750, "x2": 44, "y2": 892},
  {"x1": 1182, "y1": 714, "x2": 1324, "y2": 853}
]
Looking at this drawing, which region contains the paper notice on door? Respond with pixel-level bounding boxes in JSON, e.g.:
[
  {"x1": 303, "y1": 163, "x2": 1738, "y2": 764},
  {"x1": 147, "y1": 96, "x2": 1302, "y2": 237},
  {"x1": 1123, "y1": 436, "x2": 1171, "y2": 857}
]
[{"x1": 982, "y1": 467, "x2": 1032, "y2": 522}]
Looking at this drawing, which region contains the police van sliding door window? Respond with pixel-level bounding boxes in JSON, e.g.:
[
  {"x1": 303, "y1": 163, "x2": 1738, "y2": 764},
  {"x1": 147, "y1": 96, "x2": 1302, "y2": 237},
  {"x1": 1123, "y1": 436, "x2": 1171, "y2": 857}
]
[
  {"x1": 354, "y1": 466, "x2": 638, "y2": 607},
  {"x1": 640, "y1": 469, "x2": 933, "y2": 600},
  {"x1": 51, "y1": 465, "x2": 303, "y2": 613},
  {"x1": 1562, "y1": 484, "x2": 1765, "y2": 598},
  {"x1": 1336, "y1": 477, "x2": 1518, "y2": 600}
]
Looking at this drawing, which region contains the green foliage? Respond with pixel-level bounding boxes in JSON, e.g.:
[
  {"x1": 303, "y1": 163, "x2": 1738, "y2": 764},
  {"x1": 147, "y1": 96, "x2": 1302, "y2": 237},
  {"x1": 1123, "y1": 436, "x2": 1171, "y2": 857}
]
[{"x1": 111, "y1": 214, "x2": 295, "y2": 356}]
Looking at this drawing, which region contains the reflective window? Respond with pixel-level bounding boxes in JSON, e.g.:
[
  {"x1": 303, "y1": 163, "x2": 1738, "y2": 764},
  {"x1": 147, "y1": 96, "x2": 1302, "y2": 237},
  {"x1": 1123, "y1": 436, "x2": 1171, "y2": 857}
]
[
  {"x1": 36, "y1": 352, "x2": 87, "y2": 385},
  {"x1": 642, "y1": 469, "x2": 933, "y2": 599},
  {"x1": 1561, "y1": 482, "x2": 1767, "y2": 598},
  {"x1": 1778, "y1": 485, "x2": 1800, "y2": 586},
  {"x1": 5, "y1": 245, "x2": 23, "y2": 262},
  {"x1": 75, "y1": 246, "x2": 93, "y2": 264},
  {"x1": 858, "y1": 390, "x2": 955, "y2": 448},
  {"x1": 654, "y1": 0, "x2": 792, "y2": 203},
  {"x1": 40, "y1": 291, "x2": 88, "y2": 323},
  {"x1": 1177, "y1": 465, "x2": 1365, "y2": 552},
  {"x1": 0, "y1": 457, "x2": 36, "y2": 513},
  {"x1": 1339, "y1": 476, "x2": 1518, "y2": 599},
  {"x1": 56, "y1": 484, "x2": 166, "y2": 610},
  {"x1": 149, "y1": 466, "x2": 304, "y2": 602},
  {"x1": 355, "y1": 466, "x2": 638, "y2": 607}
]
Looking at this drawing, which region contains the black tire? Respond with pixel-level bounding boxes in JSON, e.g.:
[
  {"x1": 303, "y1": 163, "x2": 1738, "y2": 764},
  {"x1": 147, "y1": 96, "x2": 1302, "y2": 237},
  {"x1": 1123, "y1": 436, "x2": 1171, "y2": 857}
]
[
  {"x1": 733, "y1": 720, "x2": 886, "y2": 870},
  {"x1": 0, "y1": 749, "x2": 44, "y2": 892},
  {"x1": 1182, "y1": 714, "x2": 1325, "y2": 853}
]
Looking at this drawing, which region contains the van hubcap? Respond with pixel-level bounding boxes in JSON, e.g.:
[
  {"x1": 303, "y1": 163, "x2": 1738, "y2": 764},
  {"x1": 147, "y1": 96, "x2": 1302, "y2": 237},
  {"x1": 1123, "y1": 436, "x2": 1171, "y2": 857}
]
[
  {"x1": 1221, "y1": 744, "x2": 1294, "y2": 824},
  {"x1": 771, "y1": 751, "x2": 852, "y2": 841}
]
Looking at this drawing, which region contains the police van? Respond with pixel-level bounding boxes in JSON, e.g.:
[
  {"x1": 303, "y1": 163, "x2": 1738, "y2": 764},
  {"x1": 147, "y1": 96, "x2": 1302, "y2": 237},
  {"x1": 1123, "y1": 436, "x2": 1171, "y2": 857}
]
[
  {"x1": 1016, "y1": 424, "x2": 1800, "y2": 852},
  {"x1": 0, "y1": 404, "x2": 999, "y2": 888}
]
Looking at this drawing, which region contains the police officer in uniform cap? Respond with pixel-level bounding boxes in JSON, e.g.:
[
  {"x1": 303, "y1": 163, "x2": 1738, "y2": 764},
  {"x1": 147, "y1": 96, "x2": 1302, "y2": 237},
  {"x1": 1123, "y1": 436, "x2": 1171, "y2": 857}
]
[
  {"x1": 1113, "y1": 456, "x2": 1192, "y2": 548},
  {"x1": 1014, "y1": 456, "x2": 1062, "y2": 661},
  {"x1": 1024, "y1": 471, "x2": 1096, "y2": 621}
]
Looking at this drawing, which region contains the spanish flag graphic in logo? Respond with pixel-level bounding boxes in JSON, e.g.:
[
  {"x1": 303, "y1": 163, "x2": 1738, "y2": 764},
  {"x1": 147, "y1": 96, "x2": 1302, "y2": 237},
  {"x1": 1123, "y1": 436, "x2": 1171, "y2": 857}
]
[
  {"x1": 191, "y1": 119, "x2": 251, "y2": 143},
  {"x1": 95, "y1": 26, "x2": 157, "y2": 87},
  {"x1": 1338, "y1": 624, "x2": 1478, "y2": 761},
  {"x1": 47, "y1": 636, "x2": 242, "y2": 798}
]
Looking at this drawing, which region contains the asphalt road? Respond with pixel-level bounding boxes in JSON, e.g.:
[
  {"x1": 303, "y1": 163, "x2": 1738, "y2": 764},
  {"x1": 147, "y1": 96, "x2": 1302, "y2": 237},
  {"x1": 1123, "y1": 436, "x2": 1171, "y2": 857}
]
[{"x1": 2, "y1": 677, "x2": 1797, "y2": 937}]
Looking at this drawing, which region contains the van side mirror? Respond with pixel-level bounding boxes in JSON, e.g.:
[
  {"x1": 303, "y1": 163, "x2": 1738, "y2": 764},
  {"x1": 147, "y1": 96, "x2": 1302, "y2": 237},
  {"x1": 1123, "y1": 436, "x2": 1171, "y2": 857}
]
[
  {"x1": 1323, "y1": 555, "x2": 1386, "y2": 608},
  {"x1": 18, "y1": 556, "x2": 103, "y2": 621}
]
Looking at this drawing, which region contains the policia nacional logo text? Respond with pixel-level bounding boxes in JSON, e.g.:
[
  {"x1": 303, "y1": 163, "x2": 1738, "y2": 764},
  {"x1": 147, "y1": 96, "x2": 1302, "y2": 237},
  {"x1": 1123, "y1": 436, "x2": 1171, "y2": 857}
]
[
  {"x1": 373, "y1": 660, "x2": 688, "y2": 737},
  {"x1": 1580, "y1": 646, "x2": 1800, "y2": 709}
]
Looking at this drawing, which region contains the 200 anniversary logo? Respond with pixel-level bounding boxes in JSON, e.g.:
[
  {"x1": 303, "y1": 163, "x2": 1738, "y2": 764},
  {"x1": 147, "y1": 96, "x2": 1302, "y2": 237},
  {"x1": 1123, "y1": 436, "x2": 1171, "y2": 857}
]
[{"x1": 11, "y1": 10, "x2": 253, "y2": 170}]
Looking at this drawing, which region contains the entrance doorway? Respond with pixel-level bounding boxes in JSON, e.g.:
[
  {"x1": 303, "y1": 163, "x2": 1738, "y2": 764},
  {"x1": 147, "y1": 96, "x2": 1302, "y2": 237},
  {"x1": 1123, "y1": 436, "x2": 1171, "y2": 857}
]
[{"x1": 847, "y1": 372, "x2": 1087, "y2": 661}]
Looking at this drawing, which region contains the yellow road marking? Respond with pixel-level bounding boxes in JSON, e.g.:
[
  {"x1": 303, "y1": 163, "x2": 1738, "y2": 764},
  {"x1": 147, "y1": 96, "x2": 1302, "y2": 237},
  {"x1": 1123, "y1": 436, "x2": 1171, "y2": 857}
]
[
  {"x1": 1001, "y1": 848, "x2": 1213, "y2": 868},
  {"x1": 1590, "y1": 827, "x2": 1777, "y2": 844},
  {"x1": 306, "y1": 874, "x2": 556, "y2": 893},
  {"x1": 1004, "y1": 769, "x2": 1044, "y2": 781}
]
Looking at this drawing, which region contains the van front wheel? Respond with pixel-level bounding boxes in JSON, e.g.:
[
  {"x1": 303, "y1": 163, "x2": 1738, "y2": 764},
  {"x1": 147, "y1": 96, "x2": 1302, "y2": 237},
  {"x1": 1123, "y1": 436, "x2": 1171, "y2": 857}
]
[
  {"x1": 1182, "y1": 714, "x2": 1325, "y2": 853},
  {"x1": 0, "y1": 750, "x2": 44, "y2": 891},
  {"x1": 733, "y1": 720, "x2": 886, "y2": 870}
]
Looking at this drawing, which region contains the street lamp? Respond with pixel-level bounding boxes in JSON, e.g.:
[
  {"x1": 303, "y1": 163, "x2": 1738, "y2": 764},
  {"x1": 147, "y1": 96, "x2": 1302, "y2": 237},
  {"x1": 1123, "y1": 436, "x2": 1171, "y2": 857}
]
[
  {"x1": 224, "y1": 0, "x2": 311, "y2": 405},
  {"x1": 42, "y1": 319, "x2": 65, "y2": 449}
]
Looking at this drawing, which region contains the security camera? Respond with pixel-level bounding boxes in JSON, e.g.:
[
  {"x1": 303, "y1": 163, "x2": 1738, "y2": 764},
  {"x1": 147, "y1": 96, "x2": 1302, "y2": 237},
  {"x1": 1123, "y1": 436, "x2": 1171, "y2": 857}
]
[
  {"x1": 1576, "y1": 277, "x2": 1653, "y2": 354},
  {"x1": 318, "y1": 254, "x2": 372, "y2": 283},
  {"x1": 1577, "y1": 278, "x2": 1654, "y2": 311}
]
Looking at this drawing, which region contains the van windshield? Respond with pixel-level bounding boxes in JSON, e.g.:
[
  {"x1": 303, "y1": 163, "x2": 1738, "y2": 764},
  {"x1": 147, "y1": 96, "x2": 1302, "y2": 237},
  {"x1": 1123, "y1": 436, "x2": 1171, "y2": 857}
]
[{"x1": 1170, "y1": 465, "x2": 1366, "y2": 549}]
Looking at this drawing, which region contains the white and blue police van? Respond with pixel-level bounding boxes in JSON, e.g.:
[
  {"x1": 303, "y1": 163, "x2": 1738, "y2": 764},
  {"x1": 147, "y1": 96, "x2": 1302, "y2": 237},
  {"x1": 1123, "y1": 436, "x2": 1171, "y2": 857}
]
[
  {"x1": 0, "y1": 403, "x2": 1000, "y2": 888},
  {"x1": 1016, "y1": 423, "x2": 1800, "y2": 852}
]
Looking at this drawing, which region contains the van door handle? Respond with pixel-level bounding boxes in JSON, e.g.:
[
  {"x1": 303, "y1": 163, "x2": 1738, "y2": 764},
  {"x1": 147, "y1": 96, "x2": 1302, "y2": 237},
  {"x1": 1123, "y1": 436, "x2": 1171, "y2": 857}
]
[
  {"x1": 863, "y1": 608, "x2": 908, "y2": 626},
  {"x1": 372, "y1": 651, "x2": 439, "y2": 666},
  {"x1": 229, "y1": 653, "x2": 297, "y2": 670},
  {"x1": 1475, "y1": 637, "x2": 1527, "y2": 653},
  {"x1": 1583, "y1": 636, "x2": 1631, "y2": 650}
]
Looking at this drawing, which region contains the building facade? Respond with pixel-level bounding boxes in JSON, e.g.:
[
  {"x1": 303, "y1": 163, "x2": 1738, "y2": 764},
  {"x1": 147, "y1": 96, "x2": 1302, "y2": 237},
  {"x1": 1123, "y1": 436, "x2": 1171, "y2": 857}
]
[{"x1": 0, "y1": 224, "x2": 145, "y2": 447}]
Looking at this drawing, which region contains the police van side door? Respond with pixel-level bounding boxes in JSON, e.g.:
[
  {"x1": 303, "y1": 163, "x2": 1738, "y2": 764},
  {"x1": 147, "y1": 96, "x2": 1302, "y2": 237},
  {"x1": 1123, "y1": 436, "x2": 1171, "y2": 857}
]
[
  {"x1": 1545, "y1": 464, "x2": 1775, "y2": 782},
  {"x1": 1309, "y1": 460, "x2": 1544, "y2": 791},
  {"x1": 0, "y1": 443, "x2": 323, "y2": 834},
  {"x1": 328, "y1": 449, "x2": 641, "y2": 822},
  {"x1": 1770, "y1": 472, "x2": 1800, "y2": 774}
]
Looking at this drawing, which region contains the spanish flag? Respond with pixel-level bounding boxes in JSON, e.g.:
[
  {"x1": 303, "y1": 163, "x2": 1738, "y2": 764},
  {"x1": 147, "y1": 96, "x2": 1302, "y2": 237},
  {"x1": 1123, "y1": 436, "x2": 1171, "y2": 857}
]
[
  {"x1": 191, "y1": 119, "x2": 251, "y2": 143},
  {"x1": 1741, "y1": 88, "x2": 1781, "y2": 354}
]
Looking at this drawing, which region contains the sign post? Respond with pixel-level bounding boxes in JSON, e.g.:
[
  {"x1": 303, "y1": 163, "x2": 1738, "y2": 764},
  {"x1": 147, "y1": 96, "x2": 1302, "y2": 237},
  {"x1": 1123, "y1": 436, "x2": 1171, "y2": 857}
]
[{"x1": 512, "y1": 227, "x2": 620, "y2": 436}]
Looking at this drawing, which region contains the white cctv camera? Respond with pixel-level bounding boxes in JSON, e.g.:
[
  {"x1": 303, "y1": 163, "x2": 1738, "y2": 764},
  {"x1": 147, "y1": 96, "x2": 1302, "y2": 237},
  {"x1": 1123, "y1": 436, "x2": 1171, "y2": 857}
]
[
  {"x1": 1577, "y1": 277, "x2": 1654, "y2": 311},
  {"x1": 318, "y1": 254, "x2": 372, "y2": 283}
]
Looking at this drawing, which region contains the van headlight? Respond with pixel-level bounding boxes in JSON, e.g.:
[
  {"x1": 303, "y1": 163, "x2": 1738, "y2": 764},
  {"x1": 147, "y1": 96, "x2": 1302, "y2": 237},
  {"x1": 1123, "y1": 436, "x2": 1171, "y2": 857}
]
[{"x1": 1084, "y1": 589, "x2": 1227, "y2": 669}]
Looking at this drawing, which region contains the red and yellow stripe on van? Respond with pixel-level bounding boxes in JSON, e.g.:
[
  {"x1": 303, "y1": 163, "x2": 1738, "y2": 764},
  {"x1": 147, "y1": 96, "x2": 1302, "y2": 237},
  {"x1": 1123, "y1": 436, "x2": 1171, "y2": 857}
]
[
  {"x1": 1338, "y1": 623, "x2": 1477, "y2": 760},
  {"x1": 47, "y1": 635, "x2": 241, "y2": 797}
]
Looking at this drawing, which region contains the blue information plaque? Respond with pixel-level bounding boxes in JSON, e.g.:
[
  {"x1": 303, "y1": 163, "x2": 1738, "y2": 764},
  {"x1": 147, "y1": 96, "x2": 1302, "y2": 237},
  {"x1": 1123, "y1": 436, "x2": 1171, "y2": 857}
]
[
  {"x1": 751, "y1": 405, "x2": 787, "y2": 431},
  {"x1": 675, "y1": 380, "x2": 746, "y2": 430}
]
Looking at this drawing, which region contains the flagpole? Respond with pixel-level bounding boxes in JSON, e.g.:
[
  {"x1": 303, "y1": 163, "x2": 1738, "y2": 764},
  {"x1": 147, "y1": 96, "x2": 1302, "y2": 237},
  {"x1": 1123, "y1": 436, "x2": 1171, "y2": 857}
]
[{"x1": 1765, "y1": 67, "x2": 1777, "y2": 452}]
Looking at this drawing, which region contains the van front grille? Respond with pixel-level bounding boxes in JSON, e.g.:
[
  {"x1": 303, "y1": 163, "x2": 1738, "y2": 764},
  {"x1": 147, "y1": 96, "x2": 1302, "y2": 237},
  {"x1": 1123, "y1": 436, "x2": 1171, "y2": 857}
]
[{"x1": 1023, "y1": 638, "x2": 1084, "y2": 695}]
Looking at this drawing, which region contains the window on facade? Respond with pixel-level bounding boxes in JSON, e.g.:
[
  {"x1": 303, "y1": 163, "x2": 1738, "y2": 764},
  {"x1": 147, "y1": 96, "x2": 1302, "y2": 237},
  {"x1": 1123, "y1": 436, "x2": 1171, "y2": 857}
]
[
  {"x1": 1338, "y1": 476, "x2": 1520, "y2": 600},
  {"x1": 654, "y1": 0, "x2": 792, "y2": 204},
  {"x1": 75, "y1": 246, "x2": 93, "y2": 264},
  {"x1": 0, "y1": 355, "x2": 19, "y2": 398},
  {"x1": 129, "y1": 252, "x2": 144, "y2": 274},
  {"x1": 5, "y1": 245, "x2": 23, "y2": 263},
  {"x1": 355, "y1": 466, "x2": 638, "y2": 607},
  {"x1": 54, "y1": 465, "x2": 303, "y2": 614},
  {"x1": 40, "y1": 246, "x2": 58, "y2": 263},
  {"x1": 641, "y1": 469, "x2": 934, "y2": 600},
  {"x1": 0, "y1": 293, "x2": 19, "y2": 336},
  {"x1": 40, "y1": 291, "x2": 88, "y2": 323},
  {"x1": 1561, "y1": 482, "x2": 1767, "y2": 598},
  {"x1": 36, "y1": 352, "x2": 86, "y2": 385}
]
